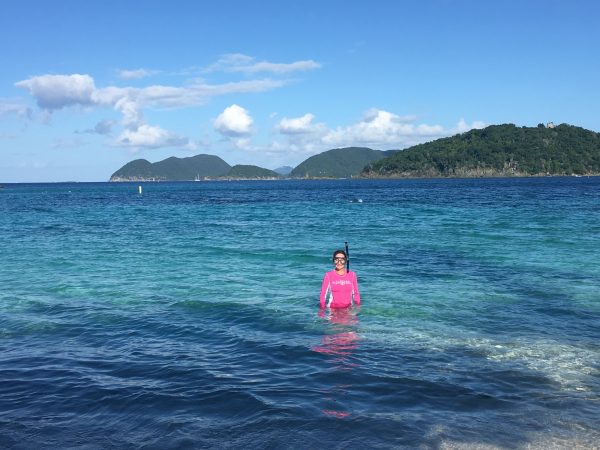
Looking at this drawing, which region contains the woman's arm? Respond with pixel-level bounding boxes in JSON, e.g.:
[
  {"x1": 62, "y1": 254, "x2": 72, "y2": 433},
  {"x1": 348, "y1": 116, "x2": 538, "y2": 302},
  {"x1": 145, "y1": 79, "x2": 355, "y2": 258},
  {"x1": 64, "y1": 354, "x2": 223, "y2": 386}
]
[
  {"x1": 319, "y1": 273, "x2": 330, "y2": 309},
  {"x1": 352, "y1": 272, "x2": 361, "y2": 305}
]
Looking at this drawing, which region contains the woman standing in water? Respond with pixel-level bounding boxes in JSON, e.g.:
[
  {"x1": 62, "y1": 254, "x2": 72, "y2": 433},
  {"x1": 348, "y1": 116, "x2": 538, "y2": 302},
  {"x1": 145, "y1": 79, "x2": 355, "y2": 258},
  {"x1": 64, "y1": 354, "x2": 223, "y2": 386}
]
[{"x1": 319, "y1": 249, "x2": 360, "y2": 309}]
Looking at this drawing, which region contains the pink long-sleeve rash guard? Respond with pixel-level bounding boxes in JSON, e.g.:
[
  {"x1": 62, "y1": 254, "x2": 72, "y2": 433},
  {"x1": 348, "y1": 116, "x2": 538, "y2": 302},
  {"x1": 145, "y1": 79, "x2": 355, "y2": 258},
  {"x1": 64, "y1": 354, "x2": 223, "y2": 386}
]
[{"x1": 319, "y1": 270, "x2": 361, "y2": 309}]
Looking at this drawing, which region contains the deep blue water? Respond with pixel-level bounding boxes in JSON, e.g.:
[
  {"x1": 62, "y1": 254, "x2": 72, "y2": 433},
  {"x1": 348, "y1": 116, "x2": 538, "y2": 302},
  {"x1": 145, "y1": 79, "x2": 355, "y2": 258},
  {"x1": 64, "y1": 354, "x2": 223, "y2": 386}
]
[{"x1": 0, "y1": 178, "x2": 599, "y2": 449}]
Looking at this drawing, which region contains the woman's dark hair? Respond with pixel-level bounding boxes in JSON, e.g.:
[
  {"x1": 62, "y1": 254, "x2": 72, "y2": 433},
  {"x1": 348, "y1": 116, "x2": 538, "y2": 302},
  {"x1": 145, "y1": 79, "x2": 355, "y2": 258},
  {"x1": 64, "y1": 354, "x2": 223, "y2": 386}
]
[{"x1": 332, "y1": 249, "x2": 347, "y2": 261}]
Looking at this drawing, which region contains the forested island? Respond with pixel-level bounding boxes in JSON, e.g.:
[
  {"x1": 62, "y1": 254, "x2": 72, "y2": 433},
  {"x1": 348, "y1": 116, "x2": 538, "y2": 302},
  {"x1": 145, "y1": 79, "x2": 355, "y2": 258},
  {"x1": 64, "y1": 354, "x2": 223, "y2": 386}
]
[
  {"x1": 109, "y1": 147, "x2": 385, "y2": 181},
  {"x1": 362, "y1": 123, "x2": 600, "y2": 178},
  {"x1": 290, "y1": 147, "x2": 396, "y2": 178},
  {"x1": 110, "y1": 123, "x2": 600, "y2": 181},
  {"x1": 225, "y1": 165, "x2": 281, "y2": 179},
  {"x1": 110, "y1": 154, "x2": 231, "y2": 181}
]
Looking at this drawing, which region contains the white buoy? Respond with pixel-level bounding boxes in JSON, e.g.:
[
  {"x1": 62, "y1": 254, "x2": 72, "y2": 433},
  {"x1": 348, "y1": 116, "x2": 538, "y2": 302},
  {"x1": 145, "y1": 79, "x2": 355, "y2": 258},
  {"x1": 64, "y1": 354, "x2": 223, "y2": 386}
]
[{"x1": 138, "y1": 185, "x2": 142, "y2": 194}]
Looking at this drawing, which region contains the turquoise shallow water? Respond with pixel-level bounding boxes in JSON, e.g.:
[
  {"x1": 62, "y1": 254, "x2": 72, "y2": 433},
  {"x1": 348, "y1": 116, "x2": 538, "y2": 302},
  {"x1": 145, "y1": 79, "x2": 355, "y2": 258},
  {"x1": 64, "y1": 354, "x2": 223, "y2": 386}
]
[{"x1": 0, "y1": 178, "x2": 599, "y2": 449}]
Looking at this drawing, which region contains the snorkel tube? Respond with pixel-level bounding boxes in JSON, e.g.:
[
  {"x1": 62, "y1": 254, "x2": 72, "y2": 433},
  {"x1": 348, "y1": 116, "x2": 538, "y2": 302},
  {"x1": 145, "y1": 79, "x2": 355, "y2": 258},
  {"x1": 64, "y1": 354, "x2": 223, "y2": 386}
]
[{"x1": 345, "y1": 241, "x2": 350, "y2": 272}]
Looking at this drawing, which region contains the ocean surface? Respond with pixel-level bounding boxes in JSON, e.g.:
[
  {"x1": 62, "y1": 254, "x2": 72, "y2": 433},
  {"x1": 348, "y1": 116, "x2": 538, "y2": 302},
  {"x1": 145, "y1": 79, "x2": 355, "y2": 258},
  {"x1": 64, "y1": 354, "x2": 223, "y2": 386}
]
[{"x1": 0, "y1": 177, "x2": 598, "y2": 449}]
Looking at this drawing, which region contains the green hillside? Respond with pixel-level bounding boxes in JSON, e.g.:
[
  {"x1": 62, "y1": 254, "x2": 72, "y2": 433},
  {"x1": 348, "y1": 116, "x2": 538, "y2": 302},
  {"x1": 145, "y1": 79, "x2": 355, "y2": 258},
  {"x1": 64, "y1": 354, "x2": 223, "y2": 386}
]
[
  {"x1": 110, "y1": 154, "x2": 231, "y2": 181},
  {"x1": 290, "y1": 147, "x2": 395, "y2": 178},
  {"x1": 226, "y1": 165, "x2": 281, "y2": 179},
  {"x1": 362, "y1": 124, "x2": 600, "y2": 178},
  {"x1": 110, "y1": 159, "x2": 155, "y2": 180}
]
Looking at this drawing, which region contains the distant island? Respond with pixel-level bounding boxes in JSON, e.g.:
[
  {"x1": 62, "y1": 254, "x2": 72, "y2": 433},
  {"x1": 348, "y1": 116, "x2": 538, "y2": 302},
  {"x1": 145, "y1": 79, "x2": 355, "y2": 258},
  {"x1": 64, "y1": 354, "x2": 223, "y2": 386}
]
[
  {"x1": 110, "y1": 156, "x2": 282, "y2": 181},
  {"x1": 110, "y1": 154, "x2": 231, "y2": 181},
  {"x1": 363, "y1": 123, "x2": 600, "y2": 178},
  {"x1": 225, "y1": 165, "x2": 281, "y2": 179},
  {"x1": 109, "y1": 147, "x2": 390, "y2": 181},
  {"x1": 110, "y1": 123, "x2": 600, "y2": 181},
  {"x1": 290, "y1": 147, "x2": 397, "y2": 178}
]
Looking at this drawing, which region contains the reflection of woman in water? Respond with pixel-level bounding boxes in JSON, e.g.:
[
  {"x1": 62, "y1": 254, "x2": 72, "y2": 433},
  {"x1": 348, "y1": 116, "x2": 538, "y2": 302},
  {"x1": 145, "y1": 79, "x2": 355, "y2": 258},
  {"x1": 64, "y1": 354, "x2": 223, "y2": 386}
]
[
  {"x1": 314, "y1": 308, "x2": 359, "y2": 358},
  {"x1": 313, "y1": 306, "x2": 360, "y2": 418},
  {"x1": 319, "y1": 249, "x2": 361, "y2": 309}
]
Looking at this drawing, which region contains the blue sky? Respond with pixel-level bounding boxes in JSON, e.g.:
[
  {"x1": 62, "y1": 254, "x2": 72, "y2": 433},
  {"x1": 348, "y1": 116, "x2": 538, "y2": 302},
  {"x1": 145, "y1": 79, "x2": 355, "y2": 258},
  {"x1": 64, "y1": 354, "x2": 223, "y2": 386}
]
[{"x1": 1, "y1": 0, "x2": 598, "y2": 182}]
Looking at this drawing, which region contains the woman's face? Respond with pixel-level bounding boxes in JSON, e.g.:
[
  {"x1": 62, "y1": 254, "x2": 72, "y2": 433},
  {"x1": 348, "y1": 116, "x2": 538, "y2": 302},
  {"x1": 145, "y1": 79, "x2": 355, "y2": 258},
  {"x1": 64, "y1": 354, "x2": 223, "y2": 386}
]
[{"x1": 333, "y1": 253, "x2": 346, "y2": 270}]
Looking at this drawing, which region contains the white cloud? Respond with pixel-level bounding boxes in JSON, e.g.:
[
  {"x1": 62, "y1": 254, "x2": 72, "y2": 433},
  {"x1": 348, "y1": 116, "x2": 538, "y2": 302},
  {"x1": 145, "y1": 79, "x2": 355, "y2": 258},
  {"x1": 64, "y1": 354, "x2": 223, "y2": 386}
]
[
  {"x1": 101, "y1": 91, "x2": 190, "y2": 150},
  {"x1": 13, "y1": 62, "x2": 485, "y2": 161},
  {"x1": 267, "y1": 139, "x2": 325, "y2": 160},
  {"x1": 114, "y1": 97, "x2": 144, "y2": 129},
  {"x1": 322, "y1": 109, "x2": 447, "y2": 148},
  {"x1": 91, "y1": 86, "x2": 132, "y2": 107},
  {"x1": 454, "y1": 118, "x2": 486, "y2": 133},
  {"x1": 83, "y1": 119, "x2": 116, "y2": 135},
  {"x1": 14, "y1": 71, "x2": 287, "y2": 151},
  {"x1": 233, "y1": 60, "x2": 321, "y2": 74},
  {"x1": 206, "y1": 53, "x2": 321, "y2": 74},
  {"x1": 214, "y1": 104, "x2": 254, "y2": 137},
  {"x1": 16, "y1": 74, "x2": 287, "y2": 113},
  {"x1": 0, "y1": 99, "x2": 32, "y2": 118},
  {"x1": 191, "y1": 78, "x2": 287, "y2": 99},
  {"x1": 116, "y1": 124, "x2": 191, "y2": 149},
  {"x1": 11, "y1": 59, "x2": 317, "y2": 155},
  {"x1": 13, "y1": 75, "x2": 197, "y2": 150},
  {"x1": 278, "y1": 113, "x2": 320, "y2": 135},
  {"x1": 205, "y1": 54, "x2": 254, "y2": 72},
  {"x1": 118, "y1": 68, "x2": 156, "y2": 80},
  {"x1": 232, "y1": 137, "x2": 252, "y2": 150},
  {"x1": 137, "y1": 85, "x2": 193, "y2": 108},
  {"x1": 271, "y1": 109, "x2": 487, "y2": 164},
  {"x1": 93, "y1": 119, "x2": 115, "y2": 135},
  {"x1": 15, "y1": 74, "x2": 96, "y2": 110}
]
